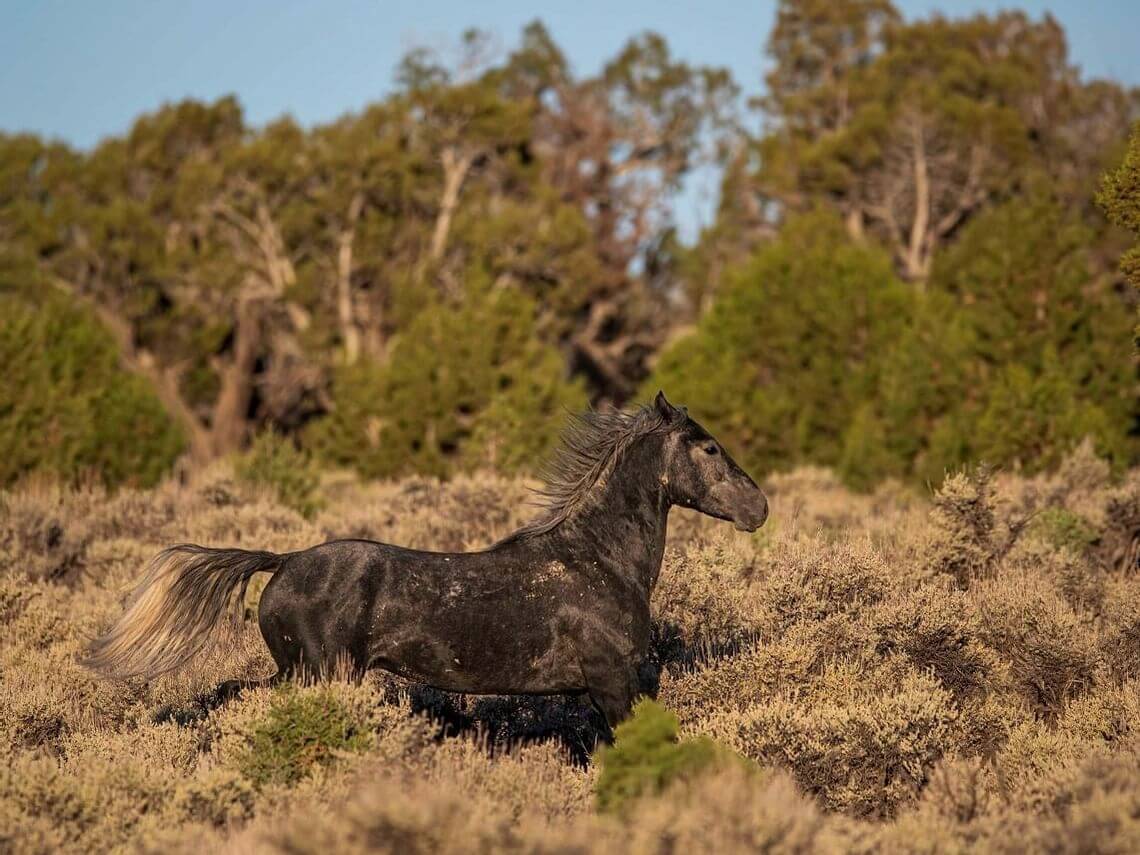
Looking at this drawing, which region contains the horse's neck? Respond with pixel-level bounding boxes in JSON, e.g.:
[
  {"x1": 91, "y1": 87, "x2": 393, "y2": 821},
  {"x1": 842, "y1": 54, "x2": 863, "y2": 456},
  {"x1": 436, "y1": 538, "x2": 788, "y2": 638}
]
[{"x1": 559, "y1": 440, "x2": 670, "y2": 593}]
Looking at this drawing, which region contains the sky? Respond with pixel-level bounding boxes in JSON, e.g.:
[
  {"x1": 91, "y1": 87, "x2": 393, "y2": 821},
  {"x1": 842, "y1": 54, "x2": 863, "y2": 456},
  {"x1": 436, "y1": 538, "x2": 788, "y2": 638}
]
[{"x1": 3, "y1": 0, "x2": 1138, "y2": 238}]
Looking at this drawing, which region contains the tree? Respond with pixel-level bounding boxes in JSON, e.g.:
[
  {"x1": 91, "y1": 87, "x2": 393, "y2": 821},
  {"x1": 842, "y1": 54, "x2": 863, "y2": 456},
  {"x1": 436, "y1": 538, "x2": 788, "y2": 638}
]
[
  {"x1": 0, "y1": 262, "x2": 184, "y2": 487},
  {"x1": 1099, "y1": 121, "x2": 1140, "y2": 332},
  {"x1": 305, "y1": 288, "x2": 584, "y2": 479},
  {"x1": 647, "y1": 210, "x2": 911, "y2": 482},
  {"x1": 876, "y1": 193, "x2": 1137, "y2": 481},
  {"x1": 498, "y1": 23, "x2": 739, "y2": 397},
  {"x1": 729, "y1": 1, "x2": 1136, "y2": 283}
]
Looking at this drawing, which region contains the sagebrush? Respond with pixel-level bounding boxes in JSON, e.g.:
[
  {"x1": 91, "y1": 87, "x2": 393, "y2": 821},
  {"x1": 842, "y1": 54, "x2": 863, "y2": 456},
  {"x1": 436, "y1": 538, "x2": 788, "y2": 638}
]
[{"x1": 3, "y1": 449, "x2": 1140, "y2": 852}]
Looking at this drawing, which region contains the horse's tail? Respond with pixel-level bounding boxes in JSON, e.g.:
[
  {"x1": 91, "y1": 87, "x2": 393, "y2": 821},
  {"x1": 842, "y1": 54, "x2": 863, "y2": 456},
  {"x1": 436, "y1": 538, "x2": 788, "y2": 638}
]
[{"x1": 85, "y1": 544, "x2": 283, "y2": 681}]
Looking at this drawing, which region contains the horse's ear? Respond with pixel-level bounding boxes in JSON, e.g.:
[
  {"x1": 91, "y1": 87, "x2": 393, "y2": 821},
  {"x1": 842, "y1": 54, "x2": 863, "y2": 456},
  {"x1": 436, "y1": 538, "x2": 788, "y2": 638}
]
[{"x1": 654, "y1": 390, "x2": 681, "y2": 422}]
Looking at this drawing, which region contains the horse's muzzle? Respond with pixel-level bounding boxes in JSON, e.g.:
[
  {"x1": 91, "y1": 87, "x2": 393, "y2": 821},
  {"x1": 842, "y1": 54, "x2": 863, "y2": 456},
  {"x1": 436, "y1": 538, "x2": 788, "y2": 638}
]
[{"x1": 733, "y1": 493, "x2": 769, "y2": 532}]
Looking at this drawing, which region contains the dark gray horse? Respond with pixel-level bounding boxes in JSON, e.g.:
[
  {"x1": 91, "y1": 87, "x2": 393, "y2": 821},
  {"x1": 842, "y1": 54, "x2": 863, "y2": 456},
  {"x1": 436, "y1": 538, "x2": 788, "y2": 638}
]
[{"x1": 87, "y1": 392, "x2": 768, "y2": 732}]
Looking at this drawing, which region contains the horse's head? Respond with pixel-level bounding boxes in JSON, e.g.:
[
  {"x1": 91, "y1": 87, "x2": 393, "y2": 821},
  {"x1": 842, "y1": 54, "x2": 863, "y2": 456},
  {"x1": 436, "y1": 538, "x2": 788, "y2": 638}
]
[{"x1": 653, "y1": 391, "x2": 769, "y2": 532}]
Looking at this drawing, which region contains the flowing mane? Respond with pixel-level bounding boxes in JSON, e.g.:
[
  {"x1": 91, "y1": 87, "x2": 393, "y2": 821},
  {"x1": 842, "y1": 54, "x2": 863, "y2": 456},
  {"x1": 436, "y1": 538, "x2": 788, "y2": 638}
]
[{"x1": 497, "y1": 403, "x2": 675, "y2": 544}]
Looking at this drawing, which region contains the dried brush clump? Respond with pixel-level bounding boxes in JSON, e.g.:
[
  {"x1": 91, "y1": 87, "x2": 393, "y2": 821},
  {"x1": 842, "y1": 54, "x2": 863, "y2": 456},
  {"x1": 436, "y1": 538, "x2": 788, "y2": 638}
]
[{"x1": 4, "y1": 447, "x2": 1140, "y2": 852}]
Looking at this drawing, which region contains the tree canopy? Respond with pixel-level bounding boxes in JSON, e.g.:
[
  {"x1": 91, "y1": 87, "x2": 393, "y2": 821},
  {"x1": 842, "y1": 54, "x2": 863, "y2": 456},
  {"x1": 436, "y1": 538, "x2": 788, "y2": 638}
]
[{"x1": 2, "y1": 6, "x2": 1137, "y2": 489}]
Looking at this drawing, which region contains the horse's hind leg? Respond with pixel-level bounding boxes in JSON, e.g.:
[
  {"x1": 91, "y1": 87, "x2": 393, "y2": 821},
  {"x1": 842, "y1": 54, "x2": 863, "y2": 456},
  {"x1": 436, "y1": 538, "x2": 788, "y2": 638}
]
[{"x1": 186, "y1": 610, "x2": 304, "y2": 715}]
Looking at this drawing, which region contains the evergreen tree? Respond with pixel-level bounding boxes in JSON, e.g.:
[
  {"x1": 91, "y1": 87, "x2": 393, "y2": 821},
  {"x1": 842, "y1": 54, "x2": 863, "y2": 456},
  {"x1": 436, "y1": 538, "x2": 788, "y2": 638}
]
[
  {"x1": 0, "y1": 262, "x2": 184, "y2": 487},
  {"x1": 925, "y1": 193, "x2": 1137, "y2": 474},
  {"x1": 1099, "y1": 122, "x2": 1140, "y2": 341},
  {"x1": 306, "y1": 288, "x2": 584, "y2": 479},
  {"x1": 647, "y1": 210, "x2": 911, "y2": 483}
]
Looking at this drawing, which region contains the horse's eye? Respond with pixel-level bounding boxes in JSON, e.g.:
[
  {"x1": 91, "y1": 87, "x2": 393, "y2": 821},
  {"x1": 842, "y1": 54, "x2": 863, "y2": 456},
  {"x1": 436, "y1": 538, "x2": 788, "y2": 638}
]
[{"x1": 703, "y1": 444, "x2": 719, "y2": 456}]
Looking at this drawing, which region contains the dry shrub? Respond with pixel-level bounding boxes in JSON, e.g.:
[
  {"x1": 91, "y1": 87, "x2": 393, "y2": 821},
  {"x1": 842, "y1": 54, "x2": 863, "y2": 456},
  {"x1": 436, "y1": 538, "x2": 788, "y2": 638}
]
[
  {"x1": 924, "y1": 466, "x2": 1036, "y2": 589},
  {"x1": 0, "y1": 751, "x2": 179, "y2": 854},
  {"x1": 5, "y1": 460, "x2": 1140, "y2": 852},
  {"x1": 971, "y1": 570, "x2": 1098, "y2": 718},
  {"x1": 1058, "y1": 683, "x2": 1140, "y2": 746},
  {"x1": 712, "y1": 666, "x2": 956, "y2": 818},
  {"x1": 870, "y1": 581, "x2": 997, "y2": 701},
  {"x1": 659, "y1": 634, "x2": 817, "y2": 723},
  {"x1": 171, "y1": 766, "x2": 257, "y2": 828},
  {"x1": 1099, "y1": 575, "x2": 1140, "y2": 683},
  {"x1": 951, "y1": 692, "x2": 1022, "y2": 759},
  {"x1": 249, "y1": 761, "x2": 839, "y2": 855},
  {"x1": 617, "y1": 765, "x2": 846, "y2": 854},
  {"x1": 0, "y1": 481, "x2": 101, "y2": 585},
  {"x1": 1100, "y1": 473, "x2": 1140, "y2": 573},
  {"x1": 1032, "y1": 541, "x2": 1106, "y2": 615},
  {"x1": 316, "y1": 474, "x2": 533, "y2": 552},
  {"x1": 652, "y1": 537, "x2": 764, "y2": 658},
  {"x1": 758, "y1": 535, "x2": 893, "y2": 631},
  {"x1": 918, "y1": 755, "x2": 995, "y2": 825},
  {"x1": 1049, "y1": 438, "x2": 1114, "y2": 513},
  {"x1": 987, "y1": 720, "x2": 1094, "y2": 813},
  {"x1": 764, "y1": 466, "x2": 876, "y2": 534}
]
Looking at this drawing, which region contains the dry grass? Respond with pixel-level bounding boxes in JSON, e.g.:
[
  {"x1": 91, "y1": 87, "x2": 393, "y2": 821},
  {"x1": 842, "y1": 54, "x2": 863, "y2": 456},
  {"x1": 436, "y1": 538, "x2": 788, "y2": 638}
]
[{"x1": 3, "y1": 450, "x2": 1140, "y2": 853}]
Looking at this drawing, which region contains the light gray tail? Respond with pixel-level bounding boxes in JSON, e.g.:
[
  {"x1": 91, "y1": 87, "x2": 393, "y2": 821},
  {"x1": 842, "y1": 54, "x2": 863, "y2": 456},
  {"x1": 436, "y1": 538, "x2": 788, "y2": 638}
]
[{"x1": 86, "y1": 544, "x2": 282, "y2": 681}]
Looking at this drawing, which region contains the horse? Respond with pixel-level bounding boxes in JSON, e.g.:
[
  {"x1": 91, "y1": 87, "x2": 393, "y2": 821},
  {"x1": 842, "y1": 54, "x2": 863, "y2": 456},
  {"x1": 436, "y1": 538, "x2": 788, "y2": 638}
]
[{"x1": 86, "y1": 391, "x2": 768, "y2": 733}]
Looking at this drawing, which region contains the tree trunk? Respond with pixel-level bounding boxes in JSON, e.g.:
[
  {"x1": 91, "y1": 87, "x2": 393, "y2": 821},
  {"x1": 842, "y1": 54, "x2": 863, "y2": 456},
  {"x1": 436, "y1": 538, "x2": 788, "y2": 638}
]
[
  {"x1": 905, "y1": 117, "x2": 931, "y2": 281},
  {"x1": 336, "y1": 191, "x2": 365, "y2": 365},
  {"x1": 430, "y1": 148, "x2": 475, "y2": 265},
  {"x1": 209, "y1": 291, "x2": 263, "y2": 457}
]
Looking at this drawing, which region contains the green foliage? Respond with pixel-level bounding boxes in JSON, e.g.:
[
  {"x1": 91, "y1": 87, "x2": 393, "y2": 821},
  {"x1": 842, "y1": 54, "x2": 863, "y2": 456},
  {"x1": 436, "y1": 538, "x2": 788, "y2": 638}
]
[
  {"x1": 747, "y1": 1, "x2": 1132, "y2": 280},
  {"x1": 647, "y1": 210, "x2": 912, "y2": 486},
  {"x1": 1032, "y1": 508, "x2": 1099, "y2": 555},
  {"x1": 0, "y1": 12, "x2": 1136, "y2": 494},
  {"x1": 307, "y1": 288, "x2": 585, "y2": 479},
  {"x1": 595, "y1": 699, "x2": 747, "y2": 813},
  {"x1": 923, "y1": 195, "x2": 1137, "y2": 475},
  {"x1": 1098, "y1": 122, "x2": 1140, "y2": 292},
  {"x1": 237, "y1": 685, "x2": 371, "y2": 789},
  {"x1": 235, "y1": 433, "x2": 323, "y2": 518},
  {"x1": 0, "y1": 280, "x2": 184, "y2": 489},
  {"x1": 654, "y1": 192, "x2": 1137, "y2": 490}
]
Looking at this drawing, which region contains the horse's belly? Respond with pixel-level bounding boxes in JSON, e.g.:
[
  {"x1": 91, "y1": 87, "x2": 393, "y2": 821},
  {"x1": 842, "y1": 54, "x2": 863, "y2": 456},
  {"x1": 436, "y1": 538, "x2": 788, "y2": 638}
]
[{"x1": 367, "y1": 628, "x2": 585, "y2": 696}]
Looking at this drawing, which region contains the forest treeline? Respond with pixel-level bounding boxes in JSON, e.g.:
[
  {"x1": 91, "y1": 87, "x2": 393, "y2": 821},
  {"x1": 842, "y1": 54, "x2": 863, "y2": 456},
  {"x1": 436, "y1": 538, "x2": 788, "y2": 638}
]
[{"x1": 2, "y1": 0, "x2": 1139, "y2": 489}]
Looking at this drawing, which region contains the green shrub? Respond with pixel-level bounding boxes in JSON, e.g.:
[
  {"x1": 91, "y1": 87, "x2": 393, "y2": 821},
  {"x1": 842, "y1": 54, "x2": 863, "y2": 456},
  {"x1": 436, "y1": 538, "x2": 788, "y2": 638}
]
[
  {"x1": 237, "y1": 684, "x2": 371, "y2": 789},
  {"x1": 1098, "y1": 121, "x2": 1140, "y2": 294},
  {"x1": 0, "y1": 286, "x2": 184, "y2": 488},
  {"x1": 235, "y1": 433, "x2": 322, "y2": 518},
  {"x1": 595, "y1": 699, "x2": 748, "y2": 813},
  {"x1": 1032, "y1": 507, "x2": 1100, "y2": 555}
]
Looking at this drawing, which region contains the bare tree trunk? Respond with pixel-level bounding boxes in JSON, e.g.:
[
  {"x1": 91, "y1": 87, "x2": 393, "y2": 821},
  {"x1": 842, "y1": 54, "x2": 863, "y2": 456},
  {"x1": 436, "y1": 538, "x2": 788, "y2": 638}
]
[
  {"x1": 336, "y1": 191, "x2": 365, "y2": 365},
  {"x1": 209, "y1": 290, "x2": 263, "y2": 457},
  {"x1": 141, "y1": 357, "x2": 213, "y2": 463},
  {"x1": 430, "y1": 148, "x2": 475, "y2": 265},
  {"x1": 253, "y1": 200, "x2": 296, "y2": 296},
  {"x1": 905, "y1": 117, "x2": 930, "y2": 281}
]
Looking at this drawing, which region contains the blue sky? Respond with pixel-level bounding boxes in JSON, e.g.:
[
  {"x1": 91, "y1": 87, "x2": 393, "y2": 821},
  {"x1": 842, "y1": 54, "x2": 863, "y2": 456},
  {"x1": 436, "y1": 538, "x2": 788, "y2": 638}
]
[{"x1": 3, "y1": 1, "x2": 1138, "y2": 237}]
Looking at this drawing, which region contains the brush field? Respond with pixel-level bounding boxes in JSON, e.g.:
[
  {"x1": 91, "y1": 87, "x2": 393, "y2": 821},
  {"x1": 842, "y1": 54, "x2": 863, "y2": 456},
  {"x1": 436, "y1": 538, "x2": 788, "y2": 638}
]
[{"x1": 4, "y1": 446, "x2": 1140, "y2": 853}]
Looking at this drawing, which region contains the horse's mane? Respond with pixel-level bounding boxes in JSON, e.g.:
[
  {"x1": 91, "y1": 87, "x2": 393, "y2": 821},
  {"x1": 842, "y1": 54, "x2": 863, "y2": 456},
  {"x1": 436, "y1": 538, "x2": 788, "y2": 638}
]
[{"x1": 495, "y1": 403, "x2": 674, "y2": 545}]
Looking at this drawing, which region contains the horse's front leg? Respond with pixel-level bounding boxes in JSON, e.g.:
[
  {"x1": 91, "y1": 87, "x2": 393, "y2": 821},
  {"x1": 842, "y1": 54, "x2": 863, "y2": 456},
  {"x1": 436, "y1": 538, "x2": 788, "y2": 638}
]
[{"x1": 582, "y1": 657, "x2": 641, "y2": 742}]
